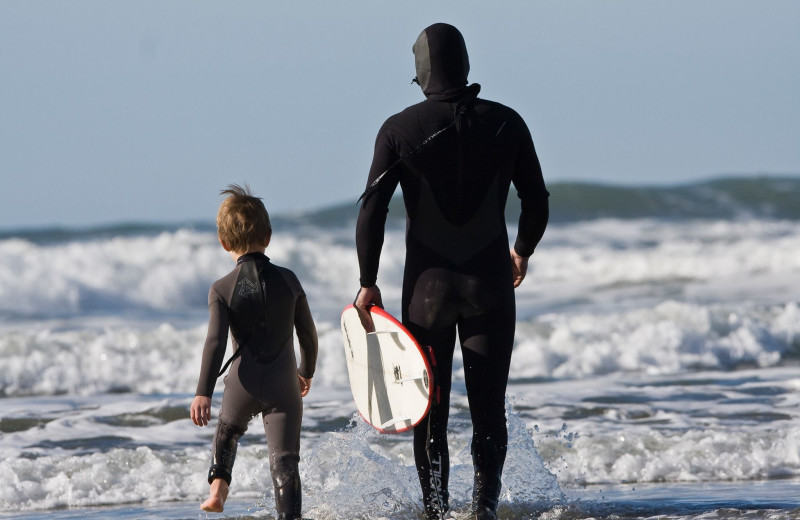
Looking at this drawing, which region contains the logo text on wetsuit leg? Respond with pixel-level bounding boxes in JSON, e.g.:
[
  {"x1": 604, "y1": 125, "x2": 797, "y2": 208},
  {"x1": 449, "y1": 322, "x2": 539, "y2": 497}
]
[{"x1": 429, "y1": 454, "x2": 446, "y2": 513}]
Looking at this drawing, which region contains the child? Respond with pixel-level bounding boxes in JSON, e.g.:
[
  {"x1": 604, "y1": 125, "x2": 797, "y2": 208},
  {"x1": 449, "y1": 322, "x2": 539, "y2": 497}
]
[{"x1": 190, "y1": 184, "x2": 318, "y2": 519}]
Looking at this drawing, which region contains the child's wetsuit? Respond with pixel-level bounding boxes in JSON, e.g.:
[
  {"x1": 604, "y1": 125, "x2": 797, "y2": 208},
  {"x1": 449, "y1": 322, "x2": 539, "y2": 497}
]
[{"x1": 195, "y1": 252, "x2": 317, "y2": 520}]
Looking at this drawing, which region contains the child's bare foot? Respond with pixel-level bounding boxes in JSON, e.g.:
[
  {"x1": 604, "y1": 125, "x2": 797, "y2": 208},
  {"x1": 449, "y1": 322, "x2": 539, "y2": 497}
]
[{"x1": 200, "y1": 478, "x2": 229, "y2": 512}]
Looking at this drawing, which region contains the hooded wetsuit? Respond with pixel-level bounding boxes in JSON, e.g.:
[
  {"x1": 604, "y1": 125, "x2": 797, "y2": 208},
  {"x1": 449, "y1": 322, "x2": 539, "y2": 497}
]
[
  {"x1": 195, "y1": 252, "x2": 317, "y2": 520},
  {"x1": 356, "y1": 23, "x2": 549, "y2": 519}
]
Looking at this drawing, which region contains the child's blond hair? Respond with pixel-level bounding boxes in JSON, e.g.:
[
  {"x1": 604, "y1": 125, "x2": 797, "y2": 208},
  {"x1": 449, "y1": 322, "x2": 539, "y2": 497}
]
[{"x1": 216, "y1": 184, "x2": 272, "y2": 252}]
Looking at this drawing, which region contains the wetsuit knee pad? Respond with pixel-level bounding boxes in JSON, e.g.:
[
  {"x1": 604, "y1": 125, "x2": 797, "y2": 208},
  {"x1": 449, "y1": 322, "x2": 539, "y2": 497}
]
[
  {"x1": 208, "y1": 422, "x2": 245, "y2": 485},
  {"x1": 271, "y1": 453, "x2": 300, "y2": 488},
  {"x1": 271, "y1": 454, "x2": 302, "y2": 518},
  {"x1": 471, "y1": 427, "x2": 508, "y2": 462}
]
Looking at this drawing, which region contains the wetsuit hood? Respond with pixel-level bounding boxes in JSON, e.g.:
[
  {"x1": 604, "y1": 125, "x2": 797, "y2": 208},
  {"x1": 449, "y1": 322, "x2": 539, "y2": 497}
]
[{"x1": 413, "y1": 23, "x2": 471, "y2": 100}]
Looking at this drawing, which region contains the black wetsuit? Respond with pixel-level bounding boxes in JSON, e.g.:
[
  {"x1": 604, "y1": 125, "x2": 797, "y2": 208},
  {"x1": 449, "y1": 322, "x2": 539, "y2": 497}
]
[
  {"x1": 356, "y1": 23, "x2": 549, "y2": 519},
  {"x1": 195, "y1": 252, "x2": 317, "y2": 520}
]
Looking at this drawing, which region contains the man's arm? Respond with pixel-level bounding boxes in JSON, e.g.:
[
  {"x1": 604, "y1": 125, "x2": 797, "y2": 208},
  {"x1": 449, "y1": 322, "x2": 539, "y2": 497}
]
[
  {"x1": 511, "y1": 118, "x2": 549, "y2": 262},
  {"x1": 356, "y1": 130, "x2": 401, "y2": 288},
  {"x1": 355, "y1": 127, "x2": 399, "y2": 330}
]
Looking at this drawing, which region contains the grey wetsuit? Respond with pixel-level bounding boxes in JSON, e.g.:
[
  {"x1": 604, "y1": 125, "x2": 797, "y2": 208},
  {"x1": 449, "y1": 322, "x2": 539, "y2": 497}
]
[{"x1": 195, "y1": 252, "x2": 317, "y2": 519}]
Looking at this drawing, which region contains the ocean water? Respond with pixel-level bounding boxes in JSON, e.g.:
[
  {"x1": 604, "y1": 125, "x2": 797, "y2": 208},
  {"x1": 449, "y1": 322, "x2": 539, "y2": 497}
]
[{"x1": 2, "y1": 184, "x2": 800, "y2": 519}]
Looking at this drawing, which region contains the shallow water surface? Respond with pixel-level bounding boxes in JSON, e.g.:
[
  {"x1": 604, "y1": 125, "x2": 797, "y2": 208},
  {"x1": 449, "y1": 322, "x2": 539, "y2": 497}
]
[{"x1": 1, "y1": 218, "x2": 799, "y2": 518}]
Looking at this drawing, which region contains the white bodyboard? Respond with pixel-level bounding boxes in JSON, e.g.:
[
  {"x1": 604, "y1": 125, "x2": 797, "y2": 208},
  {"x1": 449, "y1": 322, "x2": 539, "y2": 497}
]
[{"x1": 340, "y1": 305, "x2": 433, "y2": 433}]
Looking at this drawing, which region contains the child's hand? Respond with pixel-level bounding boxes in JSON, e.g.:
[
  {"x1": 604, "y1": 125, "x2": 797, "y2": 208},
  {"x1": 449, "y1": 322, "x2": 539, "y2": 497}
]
[
  {"x1": 190, "y1": 395, "x2": 212, "y2": 426},
  {"x1": 298, "y1": 375, "x2": 312, "y2": 397}
]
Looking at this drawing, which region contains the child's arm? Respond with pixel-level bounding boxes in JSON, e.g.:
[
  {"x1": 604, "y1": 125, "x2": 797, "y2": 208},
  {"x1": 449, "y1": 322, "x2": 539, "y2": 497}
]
[
  {"x1": 294, "y1": 289, "x2": 318, "y2": 392},
  {"x1": 192, "y1": 287, "x2": 230, "y2": 425}
]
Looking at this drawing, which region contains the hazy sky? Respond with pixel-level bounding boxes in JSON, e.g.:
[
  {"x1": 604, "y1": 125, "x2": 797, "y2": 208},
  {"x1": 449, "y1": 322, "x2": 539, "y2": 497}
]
[{"x1": 2, "y1": 1, "x2": 798, "y2": 229}]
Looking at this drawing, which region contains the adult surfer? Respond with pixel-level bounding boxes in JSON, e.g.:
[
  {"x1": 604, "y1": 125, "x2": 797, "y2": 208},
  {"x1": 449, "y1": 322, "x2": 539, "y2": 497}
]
[{"x1": 354, "y1": 23, "x2": 549, "y2": 520}]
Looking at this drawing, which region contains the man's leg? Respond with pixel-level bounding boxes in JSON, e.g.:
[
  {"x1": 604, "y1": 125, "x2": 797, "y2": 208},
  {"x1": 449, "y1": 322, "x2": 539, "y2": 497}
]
[
  {"x1": 460, "y1": 297, "x2": 515, "y2": 519},
  {"x1": 409, "y1": 324, "x2": 457, "y2": 520}
]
